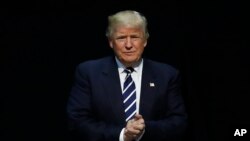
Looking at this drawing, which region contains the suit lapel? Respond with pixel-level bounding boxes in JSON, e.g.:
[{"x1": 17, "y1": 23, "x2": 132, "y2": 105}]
[
  {"x1": 101, "y1": 57, "x2": 126, "y2": 124},
  {"x1": 140, "y1": 59, "x2": 158, "y2": 120}
]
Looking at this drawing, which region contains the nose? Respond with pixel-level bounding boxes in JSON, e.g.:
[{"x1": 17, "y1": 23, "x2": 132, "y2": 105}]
[{"x1": 125, "y1": 37, "x2": 132, "y2": 49}]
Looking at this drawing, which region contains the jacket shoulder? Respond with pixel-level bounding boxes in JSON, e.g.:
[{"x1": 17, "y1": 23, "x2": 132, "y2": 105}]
[
  {"x1": 77, "y1": 56, "x2": 112, "y2": 69},
  {"x1": 144, "y1": 59, "x2": 179, "y2": 74}
]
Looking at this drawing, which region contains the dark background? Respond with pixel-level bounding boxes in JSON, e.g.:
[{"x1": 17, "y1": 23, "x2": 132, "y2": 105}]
[{"x1": 1, "y1": 0, "x2": 248, "y2": 141}]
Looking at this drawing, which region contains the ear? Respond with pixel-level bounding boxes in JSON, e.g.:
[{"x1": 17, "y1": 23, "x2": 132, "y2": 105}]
[
  {"x1": 108, "y1": 38, "x2": 113, "y2": 48},
  {"x1": 143, "y1": 40, "x2": 147, "y2": 47}
]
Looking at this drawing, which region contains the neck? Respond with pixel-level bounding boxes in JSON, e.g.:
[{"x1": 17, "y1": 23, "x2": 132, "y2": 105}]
[{"x1": 122, "y1": 59, "x2": 142, "y2": 68}]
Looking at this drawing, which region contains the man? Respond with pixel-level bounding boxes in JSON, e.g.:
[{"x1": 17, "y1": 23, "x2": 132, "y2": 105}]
[{"x1": 67, "y1": 10, "x2": 187, "y2": 141}]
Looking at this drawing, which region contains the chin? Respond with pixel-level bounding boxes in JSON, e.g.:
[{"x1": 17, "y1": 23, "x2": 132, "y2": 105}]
[
  {"x1": 120, "y1": 56, "x2": 139, "y2": 63},
  {"x1": 125, "y1": 57, "x2": 137, "y2": 62},
  {"x1": 126, "y1": 59, "x2": 139, "y2": 64}
]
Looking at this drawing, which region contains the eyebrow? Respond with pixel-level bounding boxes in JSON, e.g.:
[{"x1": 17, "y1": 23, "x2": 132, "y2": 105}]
[{"x1": 115, "y1": 33, "x2": 141, "y2": 37}]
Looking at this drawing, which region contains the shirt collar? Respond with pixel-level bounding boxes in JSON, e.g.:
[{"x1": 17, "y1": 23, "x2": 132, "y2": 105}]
[{"x1": 115, "y1": 57, "x2": 143, "y2": 74}]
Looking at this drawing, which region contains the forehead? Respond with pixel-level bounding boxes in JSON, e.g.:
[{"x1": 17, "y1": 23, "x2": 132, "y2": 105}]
[{"x1": 113, "y1": 26, "x2": 144, "y2": 35}]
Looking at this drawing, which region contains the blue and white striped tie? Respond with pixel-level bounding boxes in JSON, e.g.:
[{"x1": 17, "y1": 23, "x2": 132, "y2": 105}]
[{"x1": 123, "y1": 67, "x2": 136, "y2": 122}]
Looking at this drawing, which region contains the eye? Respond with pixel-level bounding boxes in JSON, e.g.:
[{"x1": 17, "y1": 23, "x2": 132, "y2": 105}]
[
  {"x1": 131, "y1": 35, "x2": 141, "y2": 41},
  {"x1": 117, "y1": 36, "x2": 125, "y2": 39},
  {"x1": 115, "y1": 36, "x2": 126, "y2": 41},
  {"x1": 131, "y1": 35, "x2": 140, "y2": 38}
]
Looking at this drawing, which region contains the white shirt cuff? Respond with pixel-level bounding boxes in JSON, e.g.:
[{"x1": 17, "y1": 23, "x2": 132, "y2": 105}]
[{"x1": 119, "y1": 128, "x2": 125, "y2": 141}]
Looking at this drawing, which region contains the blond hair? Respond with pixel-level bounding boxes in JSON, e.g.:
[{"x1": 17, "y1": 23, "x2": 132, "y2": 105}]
[{"x1": 106, "y1": 10, "x2": 149, "y2": 39}]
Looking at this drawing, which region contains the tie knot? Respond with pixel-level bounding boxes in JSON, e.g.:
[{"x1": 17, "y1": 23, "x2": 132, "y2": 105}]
[{"x1": 124, "y1": 67, "x2": 134, "y2": 74}]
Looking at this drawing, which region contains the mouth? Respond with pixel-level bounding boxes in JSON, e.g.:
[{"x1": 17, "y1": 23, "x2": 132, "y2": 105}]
[{"x1": 123, "y1": 52, "x2": 135, "y2": 56}]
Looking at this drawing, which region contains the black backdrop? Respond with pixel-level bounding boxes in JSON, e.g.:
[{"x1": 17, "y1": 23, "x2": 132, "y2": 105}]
[{"x1": 1, "y1": 1, "x2": 248, "y2": 141}]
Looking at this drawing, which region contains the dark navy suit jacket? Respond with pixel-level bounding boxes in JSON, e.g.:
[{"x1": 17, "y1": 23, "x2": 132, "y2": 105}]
[{"x1": 67, "y1": 56, "x2": 187, "y2": 141}]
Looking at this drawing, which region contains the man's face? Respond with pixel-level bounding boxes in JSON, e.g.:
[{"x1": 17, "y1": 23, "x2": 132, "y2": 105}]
[{"x1": 109, "y1": 26, "x2": 147, "y2": 67}]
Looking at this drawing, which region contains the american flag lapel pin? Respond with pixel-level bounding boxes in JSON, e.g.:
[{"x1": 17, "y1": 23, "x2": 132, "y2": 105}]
[{"x1": 149, "y1": 82, "x2": 155, "y2": 87}]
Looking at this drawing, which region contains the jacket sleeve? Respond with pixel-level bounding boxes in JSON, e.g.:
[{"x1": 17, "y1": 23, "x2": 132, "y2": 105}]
[{"x1": 66, "y1": 64, "x2": 123, "y2": 141}]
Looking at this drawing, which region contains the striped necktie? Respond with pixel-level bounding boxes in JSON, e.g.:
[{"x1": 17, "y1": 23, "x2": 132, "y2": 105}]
[{"x1": 123, "y1": 67, "x2": 137, "y2": 122}]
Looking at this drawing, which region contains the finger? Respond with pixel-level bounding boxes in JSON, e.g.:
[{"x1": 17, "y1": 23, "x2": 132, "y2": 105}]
[
  {"x1": 126, "y1": 120, "x2": 138, "y2": 132},
  {"x1": 133, "y1": 123, "x2": 145, "y2": 131},
  {"x1": 133, "y1": 118, "x2": 145, "y2": 125},
  {"x1": 126, "y1": 126, "x2": 141, "y2": 135},
  {"x1": 134, "y1": 114, "x2": 142, "y2": 120},
  {"x1": 128, "y1": 118, "x2": 145, "y2": 129},
  {"x1": 125, "y1": 120, "x2": 142, "y2": 139},
  {"x1": 124, "y1": 129, "x2": 136, "y2": 140}
]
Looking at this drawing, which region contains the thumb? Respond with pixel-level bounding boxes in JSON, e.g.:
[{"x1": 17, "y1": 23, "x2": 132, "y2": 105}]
[{"x1": 134, "y1": 114, "x2": 143, "y2": 120}]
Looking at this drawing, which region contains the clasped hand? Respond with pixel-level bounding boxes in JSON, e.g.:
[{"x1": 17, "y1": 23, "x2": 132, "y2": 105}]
[{"x1": 124, "y1": 114, "x2": 145, "y2": 141}]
